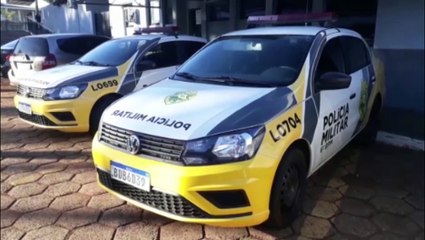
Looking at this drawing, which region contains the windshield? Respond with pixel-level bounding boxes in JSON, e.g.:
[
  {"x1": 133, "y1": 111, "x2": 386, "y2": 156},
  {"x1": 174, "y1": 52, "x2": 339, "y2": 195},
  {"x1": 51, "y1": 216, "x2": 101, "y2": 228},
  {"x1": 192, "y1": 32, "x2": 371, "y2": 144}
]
[
  {"x1": 77, "y1": 39, "x2": 150, "y2": 66},
  {"x1": 174, "y1": 35, "x2": 314, "y2": 86}
]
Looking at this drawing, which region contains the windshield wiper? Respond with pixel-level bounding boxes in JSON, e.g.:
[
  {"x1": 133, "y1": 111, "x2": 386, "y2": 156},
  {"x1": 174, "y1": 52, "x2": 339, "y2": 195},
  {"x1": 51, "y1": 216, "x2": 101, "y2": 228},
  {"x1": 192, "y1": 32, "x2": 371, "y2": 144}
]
[
  {"x1": 204, "y1": 76, "x2": 276, "y2": 87},
  {"x1": 80, "y1": 61, "x2": 111, "y2": 67},
  {"x1": 174, "y1": 72, "x2": 202, "y2": 81}
]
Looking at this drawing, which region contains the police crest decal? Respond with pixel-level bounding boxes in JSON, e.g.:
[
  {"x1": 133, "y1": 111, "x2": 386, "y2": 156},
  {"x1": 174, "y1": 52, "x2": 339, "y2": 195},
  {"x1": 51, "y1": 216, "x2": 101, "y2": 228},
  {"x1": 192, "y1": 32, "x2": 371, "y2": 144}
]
[{"x1": 164, "y1": 91, "x2": 197, "y2": 105}]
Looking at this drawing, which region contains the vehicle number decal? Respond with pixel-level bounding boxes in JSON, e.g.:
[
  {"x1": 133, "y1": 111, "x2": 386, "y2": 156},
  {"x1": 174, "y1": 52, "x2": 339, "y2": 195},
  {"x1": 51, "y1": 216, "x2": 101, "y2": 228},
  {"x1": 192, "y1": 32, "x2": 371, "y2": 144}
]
[
  {"x1": 91, "y1": 79, "x2": 118, "y2": 91},
  {"x1": 270, "y1": 113, "x2": 302, "y2": 142}
]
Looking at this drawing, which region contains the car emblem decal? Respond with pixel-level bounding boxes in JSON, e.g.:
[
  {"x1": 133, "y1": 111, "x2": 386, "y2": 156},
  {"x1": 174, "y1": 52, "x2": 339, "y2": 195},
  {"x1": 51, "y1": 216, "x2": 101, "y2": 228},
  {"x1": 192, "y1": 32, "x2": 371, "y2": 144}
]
[
  {"x1": 24, "y1": 87, "x2": 30, "y2": 97},
  {"x1": 359, "y1": 79, "x2": 368, "y2": 122},
  {"x1": 127, "y1": 134, "x2": 140, "y2": 154},
  {"x1": 164, "y1": 91, "x2": 197, "y2": 105}
]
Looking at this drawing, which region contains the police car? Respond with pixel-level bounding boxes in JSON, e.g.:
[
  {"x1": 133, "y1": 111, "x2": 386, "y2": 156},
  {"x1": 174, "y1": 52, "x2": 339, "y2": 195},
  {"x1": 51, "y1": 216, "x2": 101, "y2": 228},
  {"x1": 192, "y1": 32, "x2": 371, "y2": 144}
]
[
  {"x1": 13, "y1": 26, "x2": 206, "y2": 134},
  {"x1": 92, "y1": 14, "x2": 385, "y2": 227}
]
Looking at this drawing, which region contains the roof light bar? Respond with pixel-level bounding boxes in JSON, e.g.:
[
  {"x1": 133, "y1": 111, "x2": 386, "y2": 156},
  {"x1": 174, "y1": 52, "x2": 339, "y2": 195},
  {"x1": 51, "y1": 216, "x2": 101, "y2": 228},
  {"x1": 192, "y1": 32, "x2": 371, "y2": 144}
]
[
  {"x1": 247, "y1": 12, "x2": 337, "y2": 27},
  {"x1": 139, "y1": 25, "x2": 179, "y2": 35}
]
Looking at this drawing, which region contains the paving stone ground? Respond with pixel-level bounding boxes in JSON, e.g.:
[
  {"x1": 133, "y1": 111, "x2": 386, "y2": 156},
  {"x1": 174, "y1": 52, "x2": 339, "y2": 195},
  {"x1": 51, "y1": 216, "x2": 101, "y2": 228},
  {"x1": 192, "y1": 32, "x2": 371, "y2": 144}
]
[{"x1": 1, "y1": 77, "x2": 424, "y2": 240}]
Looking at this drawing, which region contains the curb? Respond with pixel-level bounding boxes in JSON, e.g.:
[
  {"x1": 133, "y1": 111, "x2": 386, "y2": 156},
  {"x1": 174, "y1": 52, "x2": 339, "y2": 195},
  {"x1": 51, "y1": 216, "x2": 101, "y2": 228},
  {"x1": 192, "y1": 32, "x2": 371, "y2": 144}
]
[{"x1": 377, "y1": 131, "x2": 424, "y2": 151}]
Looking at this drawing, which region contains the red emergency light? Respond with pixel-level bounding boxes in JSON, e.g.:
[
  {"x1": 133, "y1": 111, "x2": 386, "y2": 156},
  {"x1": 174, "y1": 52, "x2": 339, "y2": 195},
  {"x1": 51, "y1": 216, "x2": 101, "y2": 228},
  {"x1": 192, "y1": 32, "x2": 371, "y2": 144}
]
[{"x1": 247, "y1": 12, "x2": 337, "y2": 28}]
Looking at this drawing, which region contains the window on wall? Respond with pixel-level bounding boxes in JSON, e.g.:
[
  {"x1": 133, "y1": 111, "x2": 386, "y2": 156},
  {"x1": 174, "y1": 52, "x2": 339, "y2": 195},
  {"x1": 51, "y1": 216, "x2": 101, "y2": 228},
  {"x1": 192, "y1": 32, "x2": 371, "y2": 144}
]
[
  {"x1": 150, "y1": 0, "x2": 161, "y2": 25},
  {"x1": 276, "y1": 0, "x2": 312, "y2": 14},
  {"x1": 240, "y1": 0, "x2": 265, "y2": 19},
  {"x1": 207, "y1": 0, "x2": 230, "y2": 21}
]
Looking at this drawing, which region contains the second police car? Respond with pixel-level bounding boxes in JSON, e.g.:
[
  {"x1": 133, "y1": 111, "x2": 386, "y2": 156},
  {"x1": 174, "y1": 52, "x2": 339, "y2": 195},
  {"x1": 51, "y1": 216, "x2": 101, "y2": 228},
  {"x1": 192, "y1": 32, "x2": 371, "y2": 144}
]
[
  {"x1": 13, "y1": 26, "x2": 206, "y2": 134},
  {"x1": 92, "y1": 15, "x2": 385, "y2": 227}
]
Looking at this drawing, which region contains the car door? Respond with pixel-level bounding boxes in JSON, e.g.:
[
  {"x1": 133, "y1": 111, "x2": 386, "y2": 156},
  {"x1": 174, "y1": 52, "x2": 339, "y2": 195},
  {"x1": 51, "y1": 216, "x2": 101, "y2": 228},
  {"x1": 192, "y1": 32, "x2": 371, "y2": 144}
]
[
  {"x1": 310, "y1": 35, "x2": 362, "y2": 169},
  {"x1": 340, "y1": 36, "x2": 374, "y2": 135}
]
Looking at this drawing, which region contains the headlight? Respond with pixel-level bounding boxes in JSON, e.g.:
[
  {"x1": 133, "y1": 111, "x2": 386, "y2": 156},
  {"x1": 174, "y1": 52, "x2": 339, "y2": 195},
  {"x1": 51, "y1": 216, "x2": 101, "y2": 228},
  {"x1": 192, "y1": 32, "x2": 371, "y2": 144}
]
[
  {"x1": 43, "y1": 84, "x2": 87, "y2": 100},
  {"x1": 182, "y1": 126, "x2": 265, "y2": 165}
]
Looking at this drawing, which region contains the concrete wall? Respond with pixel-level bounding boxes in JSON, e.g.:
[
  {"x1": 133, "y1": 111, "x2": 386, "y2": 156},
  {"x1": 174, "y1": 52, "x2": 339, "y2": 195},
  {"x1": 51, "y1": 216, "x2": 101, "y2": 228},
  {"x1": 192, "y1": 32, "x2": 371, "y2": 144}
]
[
  {"x1": 374, "y1": 0, "x2": 424, "y2": 50},
  {"x1": 41, "y1": 5, "x2": 95, "y2": 34},
  {"x1": 374, "y1": 0, "x2": 424, "y2": 113},
  {"x1": 109, "y1": 6, "x2": 126, "y2": 37}
]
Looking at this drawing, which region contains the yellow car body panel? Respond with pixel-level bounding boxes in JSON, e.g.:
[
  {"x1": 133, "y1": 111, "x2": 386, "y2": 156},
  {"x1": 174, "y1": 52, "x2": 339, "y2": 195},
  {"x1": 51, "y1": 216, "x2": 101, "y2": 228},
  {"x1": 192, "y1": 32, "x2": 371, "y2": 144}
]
[{"x1": 13, "y1": 59, "x2": 132, "y2": 132}]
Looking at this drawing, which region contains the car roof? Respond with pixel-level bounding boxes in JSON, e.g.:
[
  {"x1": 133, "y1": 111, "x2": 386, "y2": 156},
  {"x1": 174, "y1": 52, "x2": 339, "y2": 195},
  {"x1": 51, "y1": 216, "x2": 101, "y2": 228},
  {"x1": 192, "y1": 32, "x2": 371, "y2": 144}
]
[
  {"x1": 113, "y1": 34, "x2": 206, "y2": 42},
  {"x1": 21, "y1": 33, "x2": 106, "y2": 39},
  {"x1": 222, "y1": 26, "x2": 361, "y2": 38}
]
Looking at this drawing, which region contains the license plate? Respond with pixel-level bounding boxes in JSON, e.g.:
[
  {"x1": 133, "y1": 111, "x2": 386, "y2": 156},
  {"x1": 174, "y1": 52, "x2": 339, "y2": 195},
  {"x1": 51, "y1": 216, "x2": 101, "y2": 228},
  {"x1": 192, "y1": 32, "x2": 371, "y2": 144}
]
[
  {"x1": 110, "y1": 161, "x2": 150, "y2": 192},
  {"x1": 17, "y1": 102, "x2": 32, "y2": 114},
  {"x1": 17, "y1": 63, "x2": 31, "y2": 70}
]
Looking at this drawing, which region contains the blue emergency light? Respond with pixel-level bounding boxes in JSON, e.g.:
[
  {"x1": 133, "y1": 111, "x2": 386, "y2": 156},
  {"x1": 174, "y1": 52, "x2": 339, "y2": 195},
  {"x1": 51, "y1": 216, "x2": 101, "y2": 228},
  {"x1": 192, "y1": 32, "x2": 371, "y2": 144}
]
[{"x1": 247, "y1": 12, "x2": 337, "y2": 28}]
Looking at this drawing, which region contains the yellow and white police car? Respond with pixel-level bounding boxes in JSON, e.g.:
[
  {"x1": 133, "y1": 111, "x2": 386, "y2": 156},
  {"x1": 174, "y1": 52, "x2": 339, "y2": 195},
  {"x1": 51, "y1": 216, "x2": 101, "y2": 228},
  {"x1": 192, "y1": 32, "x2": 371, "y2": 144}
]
[
  {"x1": 92, "y1": 16, "x2": 385, "y2": 227},
  {"x1": 14, "y1": 26, "x2": 206, "y2": 134}
]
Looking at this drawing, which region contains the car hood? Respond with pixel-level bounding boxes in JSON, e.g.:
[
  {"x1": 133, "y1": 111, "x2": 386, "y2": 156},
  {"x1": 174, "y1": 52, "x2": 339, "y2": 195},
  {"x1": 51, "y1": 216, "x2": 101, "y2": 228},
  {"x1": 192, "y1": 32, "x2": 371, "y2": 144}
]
[
  {"x1": 102, "y1": 78, "x2": 297, "y2": 140},
  {"x1": 16, "y1": 64, "x2": 118, "y2": 88}
]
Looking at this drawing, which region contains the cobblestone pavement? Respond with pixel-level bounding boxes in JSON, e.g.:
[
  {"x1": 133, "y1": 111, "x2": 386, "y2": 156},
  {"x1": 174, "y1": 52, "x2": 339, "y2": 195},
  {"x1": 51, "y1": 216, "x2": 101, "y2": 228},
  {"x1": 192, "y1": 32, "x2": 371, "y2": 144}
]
[{"x1": 1, "y1": 78, "x2": 424, "y2": 240}]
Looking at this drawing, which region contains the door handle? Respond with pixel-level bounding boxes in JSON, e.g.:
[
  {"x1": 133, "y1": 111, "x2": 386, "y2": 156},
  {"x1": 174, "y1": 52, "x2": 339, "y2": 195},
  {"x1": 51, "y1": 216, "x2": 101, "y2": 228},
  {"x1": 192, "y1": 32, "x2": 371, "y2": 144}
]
[{"x1": 350, "y1": 93, "x2": 356, "y2": 99}]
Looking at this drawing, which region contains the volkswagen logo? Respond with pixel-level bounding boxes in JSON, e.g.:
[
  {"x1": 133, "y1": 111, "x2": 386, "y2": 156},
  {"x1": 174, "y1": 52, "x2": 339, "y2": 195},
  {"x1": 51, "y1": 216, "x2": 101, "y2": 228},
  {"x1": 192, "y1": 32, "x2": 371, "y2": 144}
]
[
  {"x1": 24, "y1": 87, "x2": 30, "y2": 97},
  {"x1": 127, "y1": 135, "x2": 140, "y2": 154}
]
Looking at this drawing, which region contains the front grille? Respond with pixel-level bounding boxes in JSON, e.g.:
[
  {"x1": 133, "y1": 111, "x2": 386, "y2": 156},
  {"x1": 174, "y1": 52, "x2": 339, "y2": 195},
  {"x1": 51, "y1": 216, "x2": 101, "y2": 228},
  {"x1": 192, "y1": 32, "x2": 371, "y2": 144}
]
[
  {"x1": 97, "y1": 169, "x2": 209, "y2": 218},
  {"x1": 100, "y1": 123, "x2": 185, "y2": 163},
  {"x1": 18, "y1": 111, "x2": 56, "y2": 126},
  {"x1": 17, "y1": 85, "x2": 46, "y2": 99}
]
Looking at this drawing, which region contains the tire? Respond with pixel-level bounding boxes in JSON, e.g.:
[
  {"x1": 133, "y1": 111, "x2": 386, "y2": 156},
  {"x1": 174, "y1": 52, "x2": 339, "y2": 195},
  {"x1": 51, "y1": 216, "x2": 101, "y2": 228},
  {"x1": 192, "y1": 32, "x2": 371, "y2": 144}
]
[
  {"x1": 264, "y1": 148, "x2": 307, "y2": 228},
  {"x1": 89, "y1": 96, "x2": 119, "y2": 136},
  {"x1": 357, "y1": 100, "x2": 381, "y2": 146}
]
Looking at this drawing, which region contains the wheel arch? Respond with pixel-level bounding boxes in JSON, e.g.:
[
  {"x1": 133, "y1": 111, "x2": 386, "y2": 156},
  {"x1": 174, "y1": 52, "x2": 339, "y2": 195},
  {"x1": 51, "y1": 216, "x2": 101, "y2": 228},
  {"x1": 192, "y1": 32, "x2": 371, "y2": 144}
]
[
  {"x1": 90, "y1": 92, "x2": 123, "y2": 116},
  {"x1": 373, "y1": 92, "x2": 383, "y2": 111},
  {"x1": 89, "y1": 92, "x2": 123, "y2": 124},
  {"x1": 290, "y1": 138, "x2": 311, "y2": 174},
  {"x1": 280, "y1": 138, "x2": 312, "y2": 176}
]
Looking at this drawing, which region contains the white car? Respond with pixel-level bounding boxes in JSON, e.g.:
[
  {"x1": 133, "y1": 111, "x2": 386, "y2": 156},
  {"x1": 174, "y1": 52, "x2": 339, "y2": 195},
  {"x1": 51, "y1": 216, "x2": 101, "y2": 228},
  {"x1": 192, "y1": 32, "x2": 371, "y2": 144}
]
[
  {"x1": 8, "y1": 33, "x2": 109, "y2": 85},
  {"x1": 13, "y1": 27, "x2": 207, "y2": 134}
]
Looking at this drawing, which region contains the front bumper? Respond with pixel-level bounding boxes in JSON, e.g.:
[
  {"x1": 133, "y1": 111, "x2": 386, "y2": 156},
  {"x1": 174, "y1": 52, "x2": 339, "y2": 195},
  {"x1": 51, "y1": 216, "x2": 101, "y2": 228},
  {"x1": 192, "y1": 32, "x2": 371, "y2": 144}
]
[
  {"x1": 92, "y1": 134, "x2": 276, "y2": 227},
  {"x1": 14, "y1": 94, "x2": 93, "y2": 132}
]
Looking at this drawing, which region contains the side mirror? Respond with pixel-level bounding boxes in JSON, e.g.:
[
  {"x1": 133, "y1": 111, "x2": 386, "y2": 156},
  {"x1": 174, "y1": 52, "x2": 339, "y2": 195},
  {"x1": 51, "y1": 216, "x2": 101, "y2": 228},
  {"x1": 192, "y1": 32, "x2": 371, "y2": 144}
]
[
  {"x1": 136, "y1": 60, "x2": 156, "y2": 72},
  {"x1": 317, "y1": 72, "x2": 351, "y2": 90}
]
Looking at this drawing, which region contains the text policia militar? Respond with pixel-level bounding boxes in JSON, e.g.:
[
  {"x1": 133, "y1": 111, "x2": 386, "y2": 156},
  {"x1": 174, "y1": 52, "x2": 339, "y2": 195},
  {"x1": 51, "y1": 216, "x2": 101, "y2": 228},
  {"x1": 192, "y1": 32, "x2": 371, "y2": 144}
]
[
  {"x1": 321, "y1": 103, "x2": 349, "y2": 152},
  {"x1": 111, "y1": 110, "x2": 192, "y2": 130}
]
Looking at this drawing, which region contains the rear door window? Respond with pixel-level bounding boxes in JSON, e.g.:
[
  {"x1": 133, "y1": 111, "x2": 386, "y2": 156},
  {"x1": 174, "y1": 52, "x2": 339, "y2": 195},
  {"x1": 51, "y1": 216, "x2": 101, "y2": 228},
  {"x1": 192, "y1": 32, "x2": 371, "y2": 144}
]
[
  {"x1": 13, "y1": 37, "x2": 49, "y2": 56},
  {"x1": 143, "y1": 42, "x2": 179, "y2": 68},
  {"x1": 340, "y1": 36, "x2": 371, "y2": 74}
]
